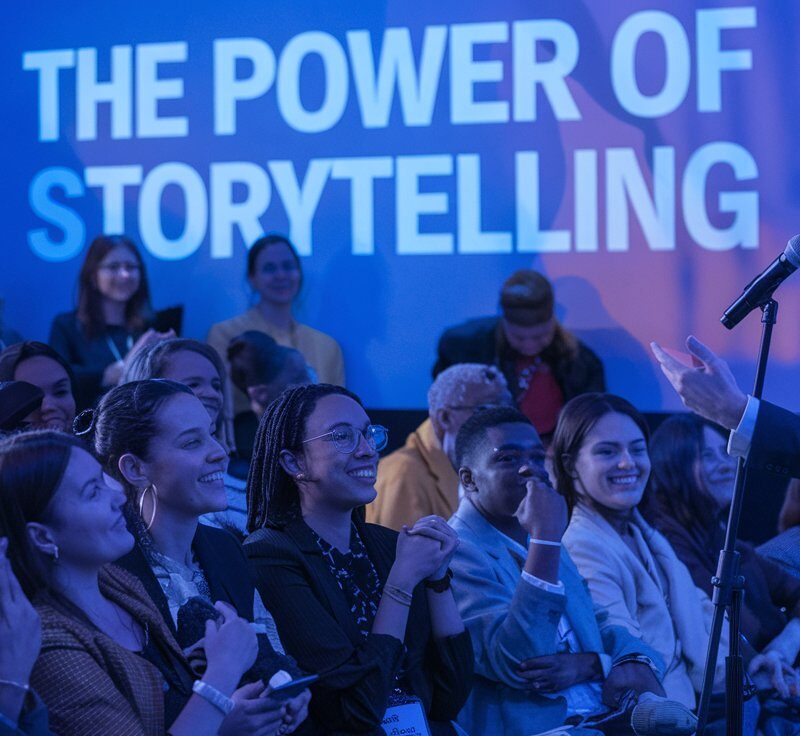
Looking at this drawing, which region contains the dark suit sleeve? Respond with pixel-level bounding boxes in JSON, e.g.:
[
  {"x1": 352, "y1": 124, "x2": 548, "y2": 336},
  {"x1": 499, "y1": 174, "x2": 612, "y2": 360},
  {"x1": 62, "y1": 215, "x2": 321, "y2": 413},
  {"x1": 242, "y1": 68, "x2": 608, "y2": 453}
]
[
  {"x1": 756, "y1": 551, "x2": 800, "y2": 617},
  {"x1": 424, "y1": 630, "x2": 474, "y2": 722},
  {"x1": 245, "y1": 536, "x2": 405, "y2": 733},
  {"x1": 747, "y1": 401, "x2": 800, "y2": 479}
]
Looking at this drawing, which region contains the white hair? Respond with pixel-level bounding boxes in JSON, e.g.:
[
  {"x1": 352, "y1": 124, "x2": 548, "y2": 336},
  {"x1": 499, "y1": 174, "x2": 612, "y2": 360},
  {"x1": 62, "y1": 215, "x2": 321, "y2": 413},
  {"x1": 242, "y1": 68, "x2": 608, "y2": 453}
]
[{"x1": 427, "y1": 363, "x2": 508, "y2": 414}]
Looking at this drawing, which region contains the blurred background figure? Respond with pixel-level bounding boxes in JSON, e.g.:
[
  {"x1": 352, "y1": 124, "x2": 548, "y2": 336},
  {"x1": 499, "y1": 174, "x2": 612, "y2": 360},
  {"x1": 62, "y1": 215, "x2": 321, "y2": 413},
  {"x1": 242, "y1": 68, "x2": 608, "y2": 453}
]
[
  {"x1": 434, "y1": 270, "x2": 605, "y2": 443},
  {"x1": 48, "y1": 235, "x2": 175, "y2": 410},
  {"x1": 207, "y1": 234, "x2": 344, "y2": 417},
  {"x1": 227, "y1": 330, "x2": 314, "y2": 466},
  {"x1": 0, "y1": 342, "x2": 76, "y2": 433},
  {"x1": 367, "y1": 363, "x2": 511, "y2": 531}
]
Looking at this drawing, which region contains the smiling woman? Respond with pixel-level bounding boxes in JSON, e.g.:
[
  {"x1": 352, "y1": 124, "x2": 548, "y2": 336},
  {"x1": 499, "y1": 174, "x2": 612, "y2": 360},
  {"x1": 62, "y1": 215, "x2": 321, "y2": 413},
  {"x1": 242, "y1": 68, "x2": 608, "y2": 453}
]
[
  {"x1": 0, "y1": 429, "x2": 260, "y2": 736},
  {"x1": 207, "y1": 233, "x2": 344, "y2": 417},
  {"x1": 244, "y1": 383, "x2": 473, "y2": 735},
  {"x1": 89, "y1": 379, "x2": 311, "y2": 733},
  {"x1": 551, "y1": 393, "x2": 728, "y2": 710},
  {"x1": 0, "y1": 341, "x2": 77, "y2": 433}
]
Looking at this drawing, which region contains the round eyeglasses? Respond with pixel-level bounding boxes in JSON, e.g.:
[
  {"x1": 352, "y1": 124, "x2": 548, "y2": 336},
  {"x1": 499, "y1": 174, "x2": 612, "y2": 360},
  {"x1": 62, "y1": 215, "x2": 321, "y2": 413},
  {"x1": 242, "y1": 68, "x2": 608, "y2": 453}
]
[{"x1": 302, "y1": 424, "x2": 389, "y2": 454}]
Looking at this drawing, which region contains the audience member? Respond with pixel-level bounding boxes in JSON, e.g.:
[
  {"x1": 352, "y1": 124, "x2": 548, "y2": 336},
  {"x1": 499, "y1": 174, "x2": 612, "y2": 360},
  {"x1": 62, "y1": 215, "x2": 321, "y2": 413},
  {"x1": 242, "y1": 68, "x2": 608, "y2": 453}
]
[
  {"x1": 227, "y1": 330, "x2": 313, "y2": 462},
  {"x1": 647, "y1": 414, "x2": 800, "y2": 732},
  {"x1": 121, "y1": 338, "x2": 245, "y2": 535},
  {"x1": 207, "y1": 234, "x2": 344, "y2": 416},
  {"x1": 433, "y1": 270, "x2": 605, "y2": 440},
  {"x1": 448, "y1": 407, "x2": 685, "y2": 736},
  {"x1": 48, "y1": 235, "x2": 173, "y2": 409},
  {"x1": 0, "y1": 383, "x2": 43, "y2": 435},
  {"x1": 0, "y1": 430, "x2": 259, "y2": 735},
  {"x1": 0, "y1": 343, "x2": 76, "y2": 433},
  {"x1": 552, "y1": 393, "x2": 728, "y2": 708},
  {"x1": 367, "y1": 363, "x2": 511, "y2": 530},
  {"x1": 759, "y1": 480, "x2": 800, "y2": 580},
  {"x1": 648, "y1": 414, "x2": 800, "y2": 654},
  {"x1": 89, "y1": 379, "x2": 310, "y2": 732},
  {"x1": 0, "y1": 538, "x2": 49, "y2": 736},
  {"x1": 244, "y1": 384, "x2": 473, "y2": 734}
]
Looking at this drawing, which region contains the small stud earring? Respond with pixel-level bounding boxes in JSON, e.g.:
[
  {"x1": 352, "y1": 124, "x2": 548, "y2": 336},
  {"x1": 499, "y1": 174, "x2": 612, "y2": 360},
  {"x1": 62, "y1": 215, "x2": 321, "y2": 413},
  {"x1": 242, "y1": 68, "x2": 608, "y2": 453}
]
[{"x1": 295, "y1": 472, "x2": 305, "y2": 480}]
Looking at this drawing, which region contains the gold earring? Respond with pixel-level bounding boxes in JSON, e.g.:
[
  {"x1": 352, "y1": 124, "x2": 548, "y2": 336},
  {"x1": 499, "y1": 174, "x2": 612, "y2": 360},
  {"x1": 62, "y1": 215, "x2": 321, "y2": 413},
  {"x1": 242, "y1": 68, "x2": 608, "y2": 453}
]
[{"x1": 138, "y1": 484, "x2": 158, "y2": 531}]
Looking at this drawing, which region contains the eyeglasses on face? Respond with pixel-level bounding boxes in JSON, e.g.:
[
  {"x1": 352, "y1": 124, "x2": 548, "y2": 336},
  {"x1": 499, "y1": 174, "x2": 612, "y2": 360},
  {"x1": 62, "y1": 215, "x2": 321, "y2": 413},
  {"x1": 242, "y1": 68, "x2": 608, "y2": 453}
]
[
  {"x1": 302, "y1": 424, "x2": 389, "y2": 454},
  {"x1": 98, "y1": 262, "x2": 141, "y2": 275}
]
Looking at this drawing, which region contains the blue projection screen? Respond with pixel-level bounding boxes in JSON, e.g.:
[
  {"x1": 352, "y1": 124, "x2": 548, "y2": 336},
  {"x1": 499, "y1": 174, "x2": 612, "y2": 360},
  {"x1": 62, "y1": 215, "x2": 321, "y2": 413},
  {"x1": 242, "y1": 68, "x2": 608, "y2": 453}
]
[{"x1": 3, "y1": 1, "x2": 800, "y2": 410}]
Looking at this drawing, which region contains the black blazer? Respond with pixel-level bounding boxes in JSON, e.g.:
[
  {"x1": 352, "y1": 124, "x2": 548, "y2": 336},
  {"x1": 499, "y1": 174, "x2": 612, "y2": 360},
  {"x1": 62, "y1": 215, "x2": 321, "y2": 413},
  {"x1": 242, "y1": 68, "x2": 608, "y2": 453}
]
[
  {"x1": 245, "y1": 518, "x2": 474, "y2": 735},
  {"x1": 747, "y1": 400, "x2": 800, "y2": 479},
  {"x1": 115, "y1": 523, "x2": 256, "y2": 638},
  {"x1": 433, "y1": 316, "x2": 605, "y2": 402}
]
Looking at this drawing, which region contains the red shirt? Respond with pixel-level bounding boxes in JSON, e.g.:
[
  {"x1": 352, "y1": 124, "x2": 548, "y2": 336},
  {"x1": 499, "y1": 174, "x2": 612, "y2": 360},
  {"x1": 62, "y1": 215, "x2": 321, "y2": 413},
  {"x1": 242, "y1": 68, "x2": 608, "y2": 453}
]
[{"x1": 515, "y1": 357, "x2": 565, "y2": 437}]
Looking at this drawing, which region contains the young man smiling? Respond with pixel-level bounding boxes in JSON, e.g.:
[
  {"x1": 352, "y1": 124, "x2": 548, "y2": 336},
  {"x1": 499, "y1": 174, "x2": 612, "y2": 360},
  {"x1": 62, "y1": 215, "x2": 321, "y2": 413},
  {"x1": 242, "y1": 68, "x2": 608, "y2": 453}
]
[{"x1": 447, "y1": 407, "x2": 695, "y2": 736}]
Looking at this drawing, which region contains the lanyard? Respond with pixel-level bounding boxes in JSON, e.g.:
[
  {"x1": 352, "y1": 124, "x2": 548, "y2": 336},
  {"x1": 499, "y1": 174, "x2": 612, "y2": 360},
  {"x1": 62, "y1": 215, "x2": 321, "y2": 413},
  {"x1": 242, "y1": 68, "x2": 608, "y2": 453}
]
[{"x1": 105, "y1": 334, "x2": 133, "y2": 363}]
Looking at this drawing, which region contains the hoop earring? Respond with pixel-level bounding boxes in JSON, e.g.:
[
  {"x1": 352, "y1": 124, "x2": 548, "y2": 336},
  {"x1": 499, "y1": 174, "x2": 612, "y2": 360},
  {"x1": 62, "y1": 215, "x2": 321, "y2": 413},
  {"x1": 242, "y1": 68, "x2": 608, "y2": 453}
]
[{"x1": 138, "y1": 484, "x2": 158, "y2": 531}]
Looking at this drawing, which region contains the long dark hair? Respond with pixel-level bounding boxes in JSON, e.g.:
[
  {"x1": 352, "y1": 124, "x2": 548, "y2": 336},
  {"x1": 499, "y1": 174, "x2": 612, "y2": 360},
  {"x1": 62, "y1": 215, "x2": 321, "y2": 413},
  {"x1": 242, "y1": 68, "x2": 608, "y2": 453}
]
[
  {"x1": 77, "y1": 235, "x2": 152, "y2": 339},
  {"x1": 91, "y1": 379, "x2": 193, "y2": 499},
  {"x1": 247, "y1": 234, "x2": 303, "y2": 293},
  {"x1": 246, "y1": 383, "x2": 361, "y2": 532},
  {"x1": 645, "y1": 413, "x2": 724, "y2": 530},
  {"x1": 0, "y1": 430, "x2": 85, "y2": 599},
  {"x1": 551, "y1": 392, "x2": 650, "y2": 514}
]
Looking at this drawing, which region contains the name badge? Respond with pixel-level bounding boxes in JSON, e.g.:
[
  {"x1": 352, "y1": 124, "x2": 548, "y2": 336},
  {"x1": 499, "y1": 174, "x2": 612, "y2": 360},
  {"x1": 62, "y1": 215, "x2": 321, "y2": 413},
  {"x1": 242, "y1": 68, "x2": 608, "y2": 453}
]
[{"x1": 381, "y1": 695, "x2": 431, "y2": 736}]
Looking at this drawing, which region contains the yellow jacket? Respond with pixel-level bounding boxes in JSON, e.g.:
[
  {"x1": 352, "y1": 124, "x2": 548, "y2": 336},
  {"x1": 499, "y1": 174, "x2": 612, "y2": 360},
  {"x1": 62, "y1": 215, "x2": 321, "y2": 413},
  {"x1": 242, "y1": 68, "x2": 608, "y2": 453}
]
[{"x1": 366, "y1": 418, "x2": 459, "y2": 530}]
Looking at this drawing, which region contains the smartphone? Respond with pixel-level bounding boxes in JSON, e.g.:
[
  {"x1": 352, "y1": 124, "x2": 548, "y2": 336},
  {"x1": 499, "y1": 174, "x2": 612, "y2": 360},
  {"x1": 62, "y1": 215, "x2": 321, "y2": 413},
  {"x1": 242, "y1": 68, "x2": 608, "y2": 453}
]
[{"x1": 268, "y1": 674, "x2": 319, "y2": 701}]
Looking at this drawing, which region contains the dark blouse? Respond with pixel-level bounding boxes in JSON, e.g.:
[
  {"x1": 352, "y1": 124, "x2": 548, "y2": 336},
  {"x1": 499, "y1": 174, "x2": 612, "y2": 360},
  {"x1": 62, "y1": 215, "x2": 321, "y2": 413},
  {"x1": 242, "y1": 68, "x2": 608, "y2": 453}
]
[
  {"x1": 49, "y1": 311, "x2": 146, "y2": 410},
  {"x1": 245, "y1": 517, "x2": 474, "y2": 735},
  {"x1": 311, "y1": 524, "x2": 381, "y2": 639}
]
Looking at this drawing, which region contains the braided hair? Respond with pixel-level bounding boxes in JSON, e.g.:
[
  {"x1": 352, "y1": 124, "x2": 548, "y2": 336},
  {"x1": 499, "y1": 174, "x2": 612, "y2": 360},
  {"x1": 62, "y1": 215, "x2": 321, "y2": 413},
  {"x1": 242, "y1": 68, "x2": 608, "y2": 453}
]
[{"x1": 246, "y1": 383, "x2": 362, "y2": 532}]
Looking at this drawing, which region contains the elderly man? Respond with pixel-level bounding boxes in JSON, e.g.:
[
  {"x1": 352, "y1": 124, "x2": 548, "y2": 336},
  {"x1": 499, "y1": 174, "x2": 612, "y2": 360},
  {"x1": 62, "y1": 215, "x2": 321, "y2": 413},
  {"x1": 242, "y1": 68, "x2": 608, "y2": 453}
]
[{"x1": 366, "y1": 363, "x2": 511, "y2": 530}]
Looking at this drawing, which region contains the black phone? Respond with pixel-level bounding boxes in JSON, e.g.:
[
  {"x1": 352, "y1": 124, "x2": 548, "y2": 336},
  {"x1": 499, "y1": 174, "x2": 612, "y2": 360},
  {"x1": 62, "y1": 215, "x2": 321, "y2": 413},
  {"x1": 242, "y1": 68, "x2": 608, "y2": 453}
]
[{"x1": 267, "y1": 673, "x2": 319, "y2": 701}]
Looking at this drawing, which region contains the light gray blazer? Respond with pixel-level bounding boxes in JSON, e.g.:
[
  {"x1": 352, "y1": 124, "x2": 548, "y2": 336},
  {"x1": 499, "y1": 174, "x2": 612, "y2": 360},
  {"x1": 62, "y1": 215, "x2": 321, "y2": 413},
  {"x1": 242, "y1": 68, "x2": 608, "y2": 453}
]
[{"x1": 449, "y1": 498, "x2": 664, "y2": 736}]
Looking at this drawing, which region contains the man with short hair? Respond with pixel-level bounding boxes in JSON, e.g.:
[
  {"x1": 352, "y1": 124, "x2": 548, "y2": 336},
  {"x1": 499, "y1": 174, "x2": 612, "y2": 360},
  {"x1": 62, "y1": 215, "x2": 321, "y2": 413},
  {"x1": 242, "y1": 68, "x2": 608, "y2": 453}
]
[
  {"x1": 366, "y1": 363, "x2": 511, "y2": 530},
  {"x1": 434, "y1": 270, "x2": 605, "y2": 440},
  {"x1": 448, "y1": 407, "x2": 695, "y2": 736}
]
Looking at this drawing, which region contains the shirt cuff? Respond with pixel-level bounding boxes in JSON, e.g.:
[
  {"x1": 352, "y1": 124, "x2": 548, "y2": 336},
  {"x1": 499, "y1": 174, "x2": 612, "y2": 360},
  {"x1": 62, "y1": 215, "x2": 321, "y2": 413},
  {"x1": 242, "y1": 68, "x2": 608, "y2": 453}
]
[
  {"x1": 521, "y1": 570, "x2": 565, "y2": 595},
  {"x1": 728, "y1": 396, "x2": 759, "y2": 460}
]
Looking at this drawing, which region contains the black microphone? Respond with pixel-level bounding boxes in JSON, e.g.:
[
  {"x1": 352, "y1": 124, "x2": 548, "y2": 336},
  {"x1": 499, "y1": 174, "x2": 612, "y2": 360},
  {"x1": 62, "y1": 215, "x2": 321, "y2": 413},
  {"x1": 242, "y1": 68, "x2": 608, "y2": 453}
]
[{"x1": 721, "y1": 235, "x2": 800, "y2": 329}]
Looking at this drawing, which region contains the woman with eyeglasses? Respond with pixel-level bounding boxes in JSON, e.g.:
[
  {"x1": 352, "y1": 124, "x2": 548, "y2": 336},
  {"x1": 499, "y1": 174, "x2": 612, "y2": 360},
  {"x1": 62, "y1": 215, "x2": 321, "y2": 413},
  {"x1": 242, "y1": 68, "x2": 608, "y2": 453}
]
[
  {"x1": 207, "y1": 234, "x2": 344, "y2": 418},
  {"x1": 244, "y1": 384, "x2": 474, "y2": 735},
  {"x1": 48, "y1": 235, "x2": 173, "y2": 410}
]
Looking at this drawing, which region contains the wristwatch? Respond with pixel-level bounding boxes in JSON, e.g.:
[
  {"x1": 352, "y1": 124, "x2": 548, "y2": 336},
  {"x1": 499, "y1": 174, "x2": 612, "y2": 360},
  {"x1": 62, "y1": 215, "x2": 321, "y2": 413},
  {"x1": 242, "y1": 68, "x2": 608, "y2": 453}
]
[{"x1": 425, "y1": 568, "x2": 454, "y2": 593}]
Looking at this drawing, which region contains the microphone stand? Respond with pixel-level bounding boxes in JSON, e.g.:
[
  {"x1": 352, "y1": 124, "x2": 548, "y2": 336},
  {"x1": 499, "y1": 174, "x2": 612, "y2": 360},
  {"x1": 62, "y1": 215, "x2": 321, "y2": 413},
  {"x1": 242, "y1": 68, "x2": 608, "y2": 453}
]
[{"x1": 695, "y1": 298, "x2": 778, "y2": 736}]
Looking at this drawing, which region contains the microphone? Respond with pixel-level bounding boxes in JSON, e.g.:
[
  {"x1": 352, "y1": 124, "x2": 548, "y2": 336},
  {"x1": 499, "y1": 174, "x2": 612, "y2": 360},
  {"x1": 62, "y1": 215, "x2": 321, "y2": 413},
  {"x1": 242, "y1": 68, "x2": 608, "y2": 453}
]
[
  {"x1": 721, "y1": 235, "x2": 800, "y2": 329},
  {"x1": 630, "y1": 692, "x2": 697, "y2": 735}
]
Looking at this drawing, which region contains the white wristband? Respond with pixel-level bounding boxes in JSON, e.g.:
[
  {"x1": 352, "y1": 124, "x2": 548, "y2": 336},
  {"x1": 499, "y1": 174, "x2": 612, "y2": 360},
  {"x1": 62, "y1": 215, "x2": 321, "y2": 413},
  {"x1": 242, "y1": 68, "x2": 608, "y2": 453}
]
[
  {"x1": 529, "y1": 538, "x2": 561, "y2": 547},
  {"x1": 193, "y1": 680, "x2": 235, "y2": 715}
]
